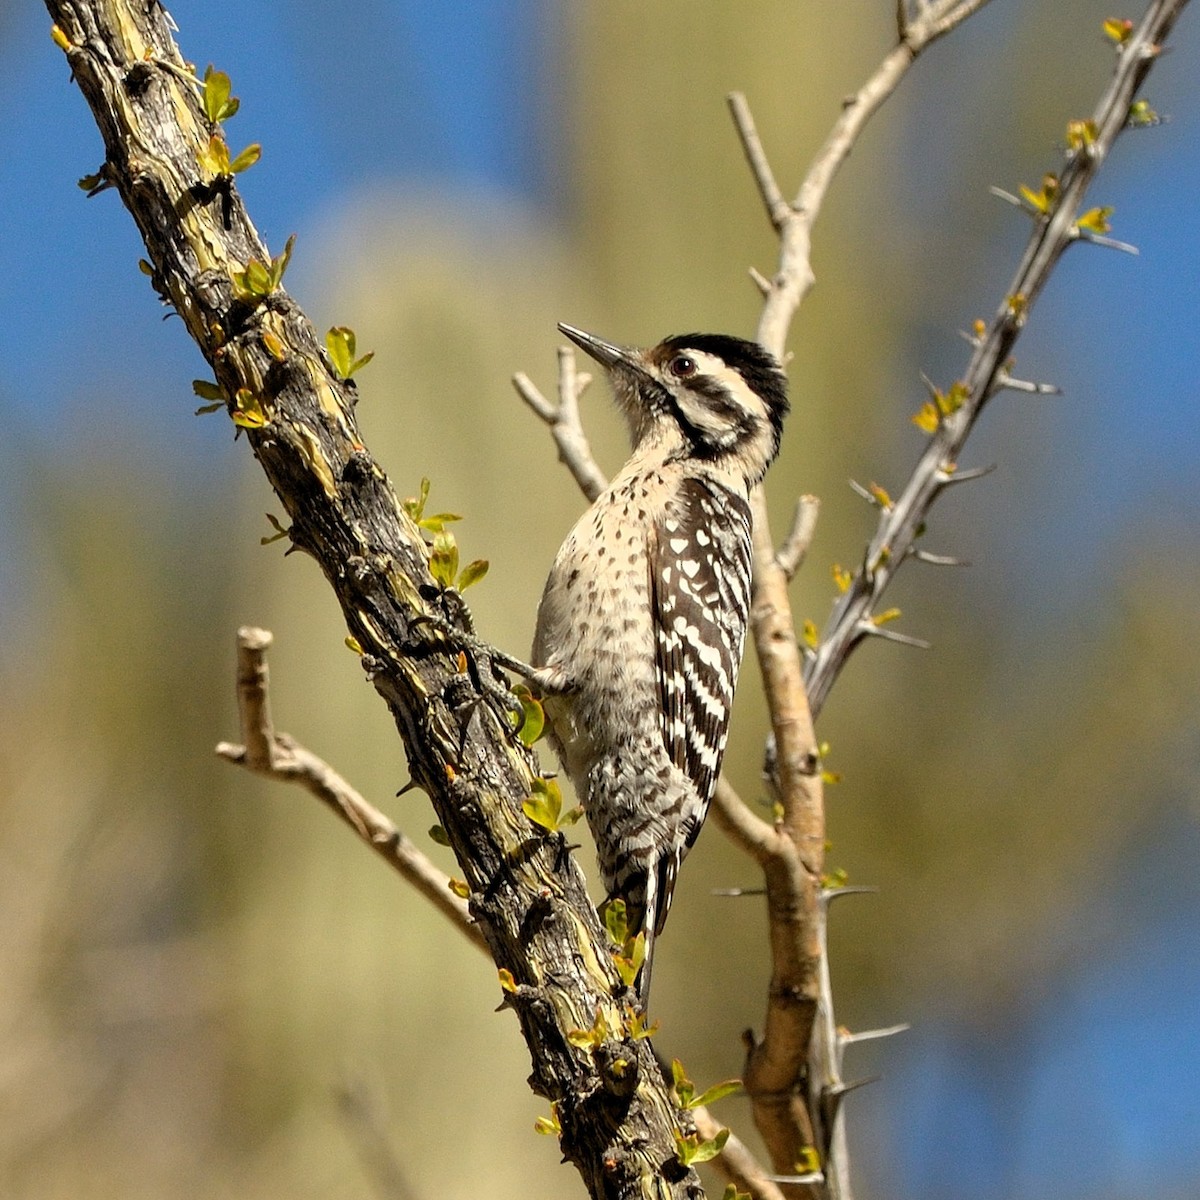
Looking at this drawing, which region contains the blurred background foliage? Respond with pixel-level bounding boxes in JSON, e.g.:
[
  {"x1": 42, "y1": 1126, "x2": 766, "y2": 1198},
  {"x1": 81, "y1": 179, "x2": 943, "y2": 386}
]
[{"x1": 2, "y1": 2, "x2": 1198, "y2": 1199}]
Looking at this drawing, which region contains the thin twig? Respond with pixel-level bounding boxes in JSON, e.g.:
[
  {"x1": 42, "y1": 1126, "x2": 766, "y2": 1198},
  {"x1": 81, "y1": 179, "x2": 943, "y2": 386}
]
[
  {"x1": 709, "y1": 776, "x2": 779, "y2": 866},
  {"x1": 776, "y1": 495, "x2": 820, "y2": 580},
  {"x1": 728, "y1": 92, "x2": 791, "y2": 231},
  {"x1": 215, "y1": 627, "x2": 486, "y2": 951},
  {"x1": 513, "y1": 348, "x2": 608, "y2": 503},
  {"x1": 743, "y1": 0, "x2": 998, "y2": 357},
  {"x1": 694, "y1": 1104, "x2": 788, "y2": 1200},
  {"x1": 728, "y1": 4, "x2": 1027, "y2": 1197}
]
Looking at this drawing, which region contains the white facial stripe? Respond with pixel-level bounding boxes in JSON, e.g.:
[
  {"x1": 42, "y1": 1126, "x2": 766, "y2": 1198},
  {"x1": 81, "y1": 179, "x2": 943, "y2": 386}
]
[{"x1": 665, "y1": 351, "x2": 766, "y2": 446}]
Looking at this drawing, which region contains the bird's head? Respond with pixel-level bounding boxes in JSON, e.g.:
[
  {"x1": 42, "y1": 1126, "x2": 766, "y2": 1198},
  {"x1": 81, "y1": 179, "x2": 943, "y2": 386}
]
[{"x1": 558, "y1": 323, "x2": 789, "y2": 486}]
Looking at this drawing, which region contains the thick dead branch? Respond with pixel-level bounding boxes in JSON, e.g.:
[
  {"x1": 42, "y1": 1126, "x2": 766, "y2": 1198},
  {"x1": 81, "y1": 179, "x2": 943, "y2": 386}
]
[{"x1": 45, "y1": 3, "x2": 703, "y2": 1196}]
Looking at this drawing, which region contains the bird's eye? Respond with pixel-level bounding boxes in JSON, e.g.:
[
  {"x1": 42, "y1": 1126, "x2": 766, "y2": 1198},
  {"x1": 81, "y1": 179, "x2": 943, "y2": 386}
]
[{"x1": 669, "y1": 354, "x2": 697, "y2": 378}]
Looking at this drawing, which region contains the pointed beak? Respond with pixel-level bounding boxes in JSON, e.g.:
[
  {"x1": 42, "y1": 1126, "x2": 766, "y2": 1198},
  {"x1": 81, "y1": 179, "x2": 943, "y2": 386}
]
[{"x1": 557, "y1": 323, "x2": 638, "y2": 371}]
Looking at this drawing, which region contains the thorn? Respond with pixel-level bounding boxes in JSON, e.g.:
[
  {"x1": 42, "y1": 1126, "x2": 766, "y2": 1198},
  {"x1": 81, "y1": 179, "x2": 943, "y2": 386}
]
[
  {"x1": 918, "y1": 370, "x2": 941, "y2": 399},
  {"x1": 821, "y1": 884, "x2": 879, "y2": 907},
  {"x1": 768, "y1": 1173, "x2": 825, "y2": 1187},
  {"x1": 997, "y1": 374, "x2": 1063, "y2": 396},
  {"x1": 711, "y1": 886, "x2": 767, "y2": 898},
  {"x1": 748, "y1": 265, "x2": 772, "y2": 296},
  {"x1": 911, "y1": 547, "x2": 970, "y2": 567},
  {"x1": 988, "y1": 184, "x2": 1023, "y2": 208},
  {"x1": 858, "y1": 618, "x2": 931, "y2": 650},
  {"x1": 395, "y1": 779, "x2": 421, "y2": 797},
  {"x1": 821, "y1": 1076, "x2": 880, "y2": 1122},
  {"x1": 1075, "y1": 230, "x2": 1140, "y2": 255},
  {"x1": 936, "y1": 462, "x2": 997, "y2": 487},
  {"x1": 826, "y1": 1076, "x2": 881, "y2": 1101},
  {"x1": 840, "y1": 1022, "x2": 911, "y2": 1046}
]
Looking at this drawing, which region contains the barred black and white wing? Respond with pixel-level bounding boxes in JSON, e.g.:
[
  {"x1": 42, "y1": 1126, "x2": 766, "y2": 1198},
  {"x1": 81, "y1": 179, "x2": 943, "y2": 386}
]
[{"x1": 650, "y1": 477, "x2": 754, "y2": 913}]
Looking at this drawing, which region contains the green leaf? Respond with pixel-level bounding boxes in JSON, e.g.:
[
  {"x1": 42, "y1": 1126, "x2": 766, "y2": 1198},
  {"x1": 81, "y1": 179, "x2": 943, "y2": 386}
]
[
  {"x1": 428, "y1": 529, "x2": 459, "y2": 590},
  {"x1": 671, "y1": 1059, "x2": 694, "y2": 1108},
  {"x1": 403, "y1": 477, "x2": 431, "y2": 522},
  {"x1": 428, "y1": 824, "x2": 451, "y2": 847},
  {"x1": 603, "y1": 899, "x2": 629, "y2": 946},
  {"x1": 1102, "y1": 17, "x2": 1133, "y2": 43},
  {"x1": 272, "y1": 234, "x2": 296, "y2": 287},
  {"x1": 687, "y1": 1128, "x2": 729, "y2": 1165},
  {"x1": 260, "y1": 512, "x2": 289, "y2": 545},
  {"x1": 566, "y1": 1007, "x2": 609, "y2": 1050},
  {"x1": 192, "y1": 379, "x2": 225, "y2": 401},
  {"x1": 511, "y1": 686, "x2": 545, "y2": 747},
  {"x1": 690, "y1": 1078, "x2": 743, "y2": 1110},
  {"x1": 326, "y1": 326, "x2": 356, "y2": 378},
  {"x1": 533, "y1": 1105, "x2": 561, "y2": 1136},
  {"x1": 626, "y1": 1008, "x2": 659, "y2": 1040},
  {"x1": 1076, "y1": 205, "x2": 1114, "y2": 234},
  {"x1": 1127, "y1": 99, "x2": 1161, "y2": 128},
  {"x1": 231, "y1": 387, "x2": 267, "y2": 428},
  {"x1": 227, "y1": 143, "x2": 261, "y2": 175},
  {"x1": 417, "y1": 512, "x2": 463, "y2": 534},
  {"x1": 202, "y1": 65, "x2": 240, "y2": 123},
  {"x1": 324, "y1": 324, "x2": 376, "y2": 379},
  {"x1": 793, "y1": 1147, "x2": 821, "y2": 1175},
  {"x1": 522, "y1": 777, "x2": 564, "y2": 832},
  {"x1": 674, "y1": 1128, "x2": 729, "y2": 1167},
  {"x1": 911, "y1": 401, "x2": 939, "y2": 434},
  {"x1": 244, "y1": 258, "x2": 271, "y2": 294},
  {"x1": 198, "y1": 134, "x2": 231, "y2": 176},
  {"x1": 456, "y1": 559, "x2": 489, "y2": 592},
  {"x1": 613, "y1": 931, "x2": 645, "y2": 988}
]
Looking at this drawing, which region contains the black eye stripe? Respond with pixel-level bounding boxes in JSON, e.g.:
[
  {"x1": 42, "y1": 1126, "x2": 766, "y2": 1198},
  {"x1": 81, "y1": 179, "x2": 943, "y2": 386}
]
[{"x1": 685, "y1": 376, "x2": 753, "y2": 420}]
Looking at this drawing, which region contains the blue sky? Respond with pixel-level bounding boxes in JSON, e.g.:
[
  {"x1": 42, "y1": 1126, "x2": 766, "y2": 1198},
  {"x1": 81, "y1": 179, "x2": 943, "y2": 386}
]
[{"x1": 4, "y1": 4, "x2": 1198, "y2": 1198}]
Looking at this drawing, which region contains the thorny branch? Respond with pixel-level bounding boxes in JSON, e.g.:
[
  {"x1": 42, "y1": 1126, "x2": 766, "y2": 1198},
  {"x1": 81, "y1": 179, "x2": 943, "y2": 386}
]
[
  {"x1": 724, "y1": 1, "x2": 1188, "y2": 1197},
  {"x1": 725, "y1": 4, "x2": 1004, "y2": 1193},
  {"x1": 803, "y1": 0, "x2": 1190, "y2": 716}
]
